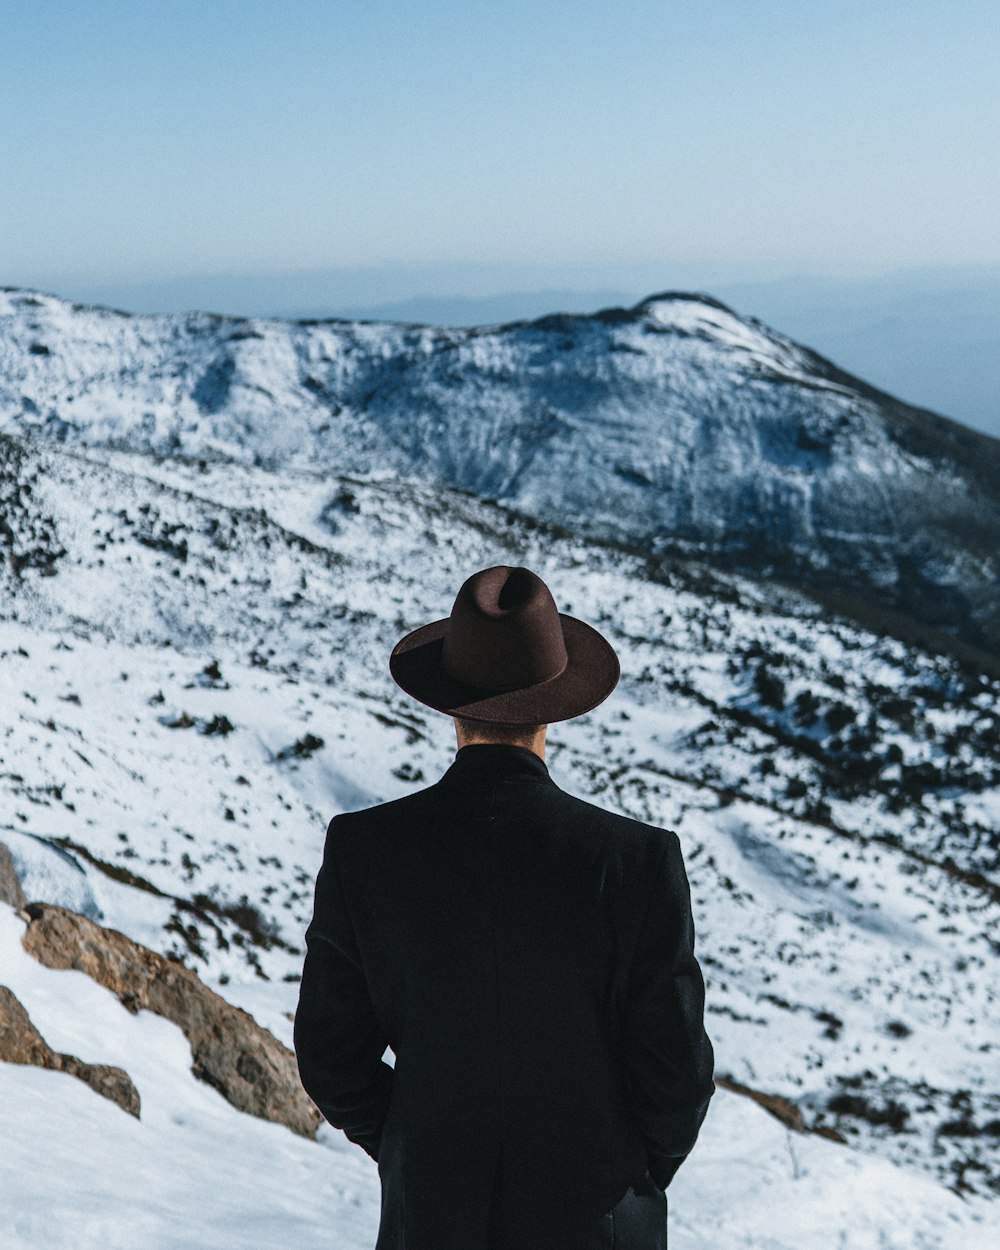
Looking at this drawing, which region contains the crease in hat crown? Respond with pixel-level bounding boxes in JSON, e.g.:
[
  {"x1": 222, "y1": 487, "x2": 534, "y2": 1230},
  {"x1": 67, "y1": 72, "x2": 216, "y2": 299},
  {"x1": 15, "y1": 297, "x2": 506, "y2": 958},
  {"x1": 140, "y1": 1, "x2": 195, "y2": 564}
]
[{"x1": 441, "y1": 566, "x2": 569, "y2": 693}]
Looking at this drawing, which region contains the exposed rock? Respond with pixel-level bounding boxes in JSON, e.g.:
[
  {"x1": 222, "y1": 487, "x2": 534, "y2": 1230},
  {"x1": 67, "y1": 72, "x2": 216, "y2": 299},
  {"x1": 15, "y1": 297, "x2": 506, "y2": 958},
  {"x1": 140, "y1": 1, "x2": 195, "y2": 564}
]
[
  {"x1": 0, "y1": 984, "x2": 140, "y2": 1116},
  {"x1": 716, "y1": 1076, "x2": 846, "y2": 1143},
  {"x1": 0, "y1": 840, "x2": 27, "y2": 911},
  {"x1": 0, "y1": 986, "x2": 50, "y2": 1066},
  {"x1": 21, "y1": 902, "x2": 321, "y2": 1138}
]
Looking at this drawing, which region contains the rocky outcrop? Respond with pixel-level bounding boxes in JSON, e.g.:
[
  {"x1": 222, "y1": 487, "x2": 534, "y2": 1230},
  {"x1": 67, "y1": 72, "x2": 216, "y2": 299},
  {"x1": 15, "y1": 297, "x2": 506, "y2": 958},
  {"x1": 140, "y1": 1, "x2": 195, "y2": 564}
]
[
  {"x1": 0, "y1": 840, "x2": 27, "y2": 911},
  {"x1": 21, "y1": 902, "x2": 321, "y2": 1138},
  {"x1": 0, "y1": 984, "x2": 140, "y2": 1116}
]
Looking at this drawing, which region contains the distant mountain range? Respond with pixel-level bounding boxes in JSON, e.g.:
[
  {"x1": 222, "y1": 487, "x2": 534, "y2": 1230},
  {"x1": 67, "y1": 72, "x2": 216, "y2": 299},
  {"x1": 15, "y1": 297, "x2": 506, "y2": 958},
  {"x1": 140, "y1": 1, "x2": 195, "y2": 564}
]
[{"x1": 2, "y1": 287, "x2": 998, "y2": 663}]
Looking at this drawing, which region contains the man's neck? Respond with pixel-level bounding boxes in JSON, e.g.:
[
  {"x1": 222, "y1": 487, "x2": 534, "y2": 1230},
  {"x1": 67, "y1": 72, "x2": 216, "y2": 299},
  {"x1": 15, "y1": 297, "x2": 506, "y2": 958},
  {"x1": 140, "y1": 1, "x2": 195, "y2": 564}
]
[{"x1": 453, "y1": 722, "x2": 548, "y2": 760}]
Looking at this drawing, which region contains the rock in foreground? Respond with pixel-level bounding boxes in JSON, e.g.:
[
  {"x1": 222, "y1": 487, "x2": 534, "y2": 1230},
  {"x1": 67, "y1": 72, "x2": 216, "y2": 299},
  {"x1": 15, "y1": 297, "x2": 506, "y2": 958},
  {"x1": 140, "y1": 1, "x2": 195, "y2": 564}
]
[
  {"x1": 0, "y1": 983, "x2": 140, "y2": 1116},
  {"x1": 20, "y1": 902, "x2": 321, "y2": 1138},
  {"x1": 0, "y1": 840, "x2": 27, "y2": 911}
]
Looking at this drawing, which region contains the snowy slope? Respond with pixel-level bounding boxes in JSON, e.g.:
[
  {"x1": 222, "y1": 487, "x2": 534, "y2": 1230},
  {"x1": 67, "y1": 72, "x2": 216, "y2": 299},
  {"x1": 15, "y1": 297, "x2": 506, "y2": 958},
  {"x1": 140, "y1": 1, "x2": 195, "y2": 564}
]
[
  {"x1": 1, "y1": 287, "x2": 998, "y2": 654},
  {"x1": 1, "y1": 422, "x2": 997, "y2": 1247},
  {"x1": 0, "y1": 903, "x2": 377, "y2": 1250}
]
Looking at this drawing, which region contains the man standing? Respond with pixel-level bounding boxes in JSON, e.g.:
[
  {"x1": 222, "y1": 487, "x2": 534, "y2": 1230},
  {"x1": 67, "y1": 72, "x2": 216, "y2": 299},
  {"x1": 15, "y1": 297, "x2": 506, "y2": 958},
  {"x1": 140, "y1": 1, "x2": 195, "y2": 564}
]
[{"x1": 294, "y1": 565, "x2": 714, "y2": 1249}]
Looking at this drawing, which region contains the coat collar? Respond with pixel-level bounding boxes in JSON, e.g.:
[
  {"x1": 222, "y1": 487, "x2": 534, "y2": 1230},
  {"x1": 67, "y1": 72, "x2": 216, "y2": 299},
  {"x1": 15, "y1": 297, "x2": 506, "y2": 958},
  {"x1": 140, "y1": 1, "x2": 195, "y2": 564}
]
[{"x1": 439, "y1": 743, "x2": 555, "y2": 786}]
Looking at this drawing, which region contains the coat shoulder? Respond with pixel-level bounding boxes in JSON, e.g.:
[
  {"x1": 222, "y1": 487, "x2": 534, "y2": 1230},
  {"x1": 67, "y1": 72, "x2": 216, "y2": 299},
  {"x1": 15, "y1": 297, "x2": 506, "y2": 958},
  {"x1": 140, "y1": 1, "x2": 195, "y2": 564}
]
[
  {"x1": 551, "y1": 786, "x2": 680, "y2": 863},
  {"x1": 323, "y1": 773, "x2": 680, "y2": 881},
  {"x1": 322, "y1": 781, "x2": 443, "y2": 841}
]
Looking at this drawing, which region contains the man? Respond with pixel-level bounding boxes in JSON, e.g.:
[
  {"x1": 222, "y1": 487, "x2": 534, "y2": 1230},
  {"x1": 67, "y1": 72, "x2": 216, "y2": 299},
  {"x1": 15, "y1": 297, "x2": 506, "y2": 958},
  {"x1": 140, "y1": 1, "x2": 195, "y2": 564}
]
[{"x1": 294, "y1": 565, "x2": 714, "y2": 1250}]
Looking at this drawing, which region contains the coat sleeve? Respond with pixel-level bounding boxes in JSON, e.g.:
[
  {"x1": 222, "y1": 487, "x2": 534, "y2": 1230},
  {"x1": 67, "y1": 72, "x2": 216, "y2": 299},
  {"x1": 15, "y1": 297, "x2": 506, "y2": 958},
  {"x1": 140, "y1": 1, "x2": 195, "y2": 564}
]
[
  {"x1": 293, "y1": 816, "x2": 393, "y2": 1162},
  {"x1": 622, "y1": 830, "x2": 715, "y2": 1189}
]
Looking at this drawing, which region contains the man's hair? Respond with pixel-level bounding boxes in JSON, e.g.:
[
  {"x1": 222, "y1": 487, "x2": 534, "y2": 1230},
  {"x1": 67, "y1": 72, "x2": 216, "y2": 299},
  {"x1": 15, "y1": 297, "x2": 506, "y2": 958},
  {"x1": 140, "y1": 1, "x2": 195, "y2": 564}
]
[{"x1": 455, "y1": 718, "x2": 543, "y2": 748}]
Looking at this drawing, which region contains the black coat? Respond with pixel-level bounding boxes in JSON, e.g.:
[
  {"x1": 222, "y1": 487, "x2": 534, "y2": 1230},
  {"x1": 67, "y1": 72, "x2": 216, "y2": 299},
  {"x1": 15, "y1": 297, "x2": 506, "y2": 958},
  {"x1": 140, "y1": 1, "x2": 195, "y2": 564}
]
[{"x1": 294, "y1": 744, "x2": 715, "y2": 1249}]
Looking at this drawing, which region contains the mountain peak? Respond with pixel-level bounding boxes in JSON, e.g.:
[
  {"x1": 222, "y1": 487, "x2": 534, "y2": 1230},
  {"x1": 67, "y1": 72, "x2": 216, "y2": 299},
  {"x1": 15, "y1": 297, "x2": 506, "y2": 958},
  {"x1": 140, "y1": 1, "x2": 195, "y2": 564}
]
[{"x1": 632, "y1": 289, "x2": 740, "y2": 317}]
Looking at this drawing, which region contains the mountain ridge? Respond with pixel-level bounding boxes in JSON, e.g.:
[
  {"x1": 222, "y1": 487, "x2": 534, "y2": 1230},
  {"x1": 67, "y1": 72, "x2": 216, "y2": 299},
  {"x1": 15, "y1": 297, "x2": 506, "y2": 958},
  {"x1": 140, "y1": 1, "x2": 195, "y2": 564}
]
[{"x1": 2, "y1": 285, "x2": 996, "y2": 660}]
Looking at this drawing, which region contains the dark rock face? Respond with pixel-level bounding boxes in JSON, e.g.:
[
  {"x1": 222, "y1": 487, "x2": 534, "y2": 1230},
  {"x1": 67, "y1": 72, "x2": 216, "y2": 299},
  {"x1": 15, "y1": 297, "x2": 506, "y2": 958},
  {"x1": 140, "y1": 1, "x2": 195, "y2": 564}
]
[
  {"x1": 0, "y1": 840, "x2": 27, "y2": 911},
  {"x1": 21, "y1": 902, "x2": 321, "y2": 1138},
  {"x1": 0, "y1": 984, "x2": 140, "y2": 1117}
]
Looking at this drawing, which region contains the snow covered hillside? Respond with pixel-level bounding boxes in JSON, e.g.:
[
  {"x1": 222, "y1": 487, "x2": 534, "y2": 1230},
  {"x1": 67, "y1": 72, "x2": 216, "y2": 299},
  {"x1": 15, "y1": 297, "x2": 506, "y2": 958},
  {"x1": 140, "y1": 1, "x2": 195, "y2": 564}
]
[
  {"x1": 2, "y1": 287, "x2": 998, "y2": 656},
  {"x1": 1, "y1": 415, "x2": 997, "y2": 1246}
]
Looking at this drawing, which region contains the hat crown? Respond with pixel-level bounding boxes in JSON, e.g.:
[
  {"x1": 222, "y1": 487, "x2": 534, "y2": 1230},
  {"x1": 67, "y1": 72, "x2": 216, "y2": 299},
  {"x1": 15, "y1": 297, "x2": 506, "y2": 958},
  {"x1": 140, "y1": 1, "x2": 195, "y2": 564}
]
[{"x1": 441, "y1": 566, "x2": 569, "y2": 693}]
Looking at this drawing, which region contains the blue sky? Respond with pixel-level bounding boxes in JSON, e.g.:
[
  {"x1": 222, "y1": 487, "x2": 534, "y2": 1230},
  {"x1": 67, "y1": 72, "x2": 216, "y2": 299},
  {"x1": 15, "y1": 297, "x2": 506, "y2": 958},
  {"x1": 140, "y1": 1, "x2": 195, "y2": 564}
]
[{"x1": 2, "y1": 0, "x2": 998, "y2": 292}]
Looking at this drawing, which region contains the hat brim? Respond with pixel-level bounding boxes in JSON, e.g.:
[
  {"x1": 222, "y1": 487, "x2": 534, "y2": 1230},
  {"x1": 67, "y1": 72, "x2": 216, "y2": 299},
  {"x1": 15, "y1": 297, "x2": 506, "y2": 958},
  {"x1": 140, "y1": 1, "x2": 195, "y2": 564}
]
[{"x1": 389, "y1": 613, "x2": 620, "y2": 724}]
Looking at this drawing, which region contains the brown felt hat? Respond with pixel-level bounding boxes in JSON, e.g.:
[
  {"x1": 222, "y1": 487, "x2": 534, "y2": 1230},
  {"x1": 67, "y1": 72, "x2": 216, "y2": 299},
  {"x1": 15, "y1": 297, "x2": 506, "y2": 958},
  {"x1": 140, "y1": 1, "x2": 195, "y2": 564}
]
[{"x1": 389, "y1": 566, "x2": 620, "y2": 724}]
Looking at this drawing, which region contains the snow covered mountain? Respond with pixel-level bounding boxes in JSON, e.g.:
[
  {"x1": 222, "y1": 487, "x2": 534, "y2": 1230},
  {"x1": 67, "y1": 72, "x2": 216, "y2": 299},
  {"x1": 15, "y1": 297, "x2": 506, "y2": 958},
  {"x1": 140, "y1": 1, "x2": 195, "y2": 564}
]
[
  {"x1": 1, "y1": 289, "x2": 998, "y2": 1247},
  {"x1": 1, "y1": 286, "x2": 998, "y2": 658}
]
